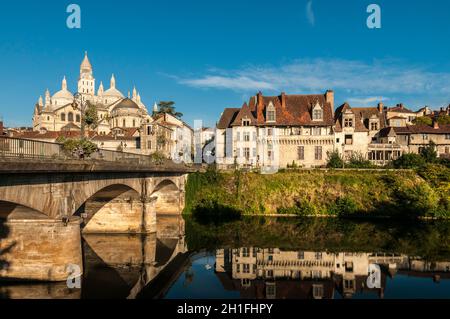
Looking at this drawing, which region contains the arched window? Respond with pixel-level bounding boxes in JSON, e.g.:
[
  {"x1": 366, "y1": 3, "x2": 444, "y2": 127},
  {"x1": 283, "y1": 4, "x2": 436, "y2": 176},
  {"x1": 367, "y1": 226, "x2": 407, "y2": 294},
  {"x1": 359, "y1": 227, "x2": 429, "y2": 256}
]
[
  {"x1": 76, "y1": 114, "x2": 81, "y2": 123},
  {"x1": 61, "y1": 113, "x2": 66, "y2": 121},
  {"x1": 133, "y1": 119, "x2": 136, "y2": 127},
  {"x1": 68, "y1": 112, "x2": 74, "y2": 122},
  {"x1": 123, "y1": 119, "x2": 126, "y2": 127}
]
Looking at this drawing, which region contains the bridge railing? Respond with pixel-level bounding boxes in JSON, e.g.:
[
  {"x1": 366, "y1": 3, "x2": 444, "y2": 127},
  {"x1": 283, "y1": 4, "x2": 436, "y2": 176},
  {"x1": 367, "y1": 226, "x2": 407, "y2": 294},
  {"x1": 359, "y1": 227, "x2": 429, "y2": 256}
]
[
  {"x1": 0, "y1": 136, "x2": 167, "y2": 166},
  {"x1": 0, "y1": 136, "x2": 63, "y2": 159}
]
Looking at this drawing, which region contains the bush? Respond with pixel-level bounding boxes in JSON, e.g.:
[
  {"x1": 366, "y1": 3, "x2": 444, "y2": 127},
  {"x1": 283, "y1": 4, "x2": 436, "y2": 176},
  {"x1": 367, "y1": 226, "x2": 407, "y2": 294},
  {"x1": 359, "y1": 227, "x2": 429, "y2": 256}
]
[
  {"x1": 394, "y1": 153, "x2": 426, "y2": 169},
  {"x1": 330, "y1": 196, "x2": 359, "y2": 217},
  {"x1": 58, "y1": 137, "x2": 99, "y2": 159},
  {"x1": 327, "y1": 150, "x2": 344, "y2": 168},
  {"x1": 192, "y1": 197, "x2": 241, "y2": 225},
  {"x1": 277, "y1": 198, "x2": 316, "y2": 216},
  {"x1": 394, "y1": 183, "x2": 440, "y2": 217},
  {"x1": 149, "y1": 151, "x2": 167, "y2": 165},
  {"x1": 347, "y1": 152, "x2": 375, "y2": 169}
]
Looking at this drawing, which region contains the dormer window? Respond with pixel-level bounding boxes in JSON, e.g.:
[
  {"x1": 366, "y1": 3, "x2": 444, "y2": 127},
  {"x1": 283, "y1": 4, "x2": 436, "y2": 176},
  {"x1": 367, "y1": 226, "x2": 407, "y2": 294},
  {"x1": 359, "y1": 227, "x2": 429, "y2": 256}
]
[
  {"x1": 344, "y1": 118, "x2": 353, "y2": 128},
  {"x1": 370, "y1": 122, "x2": 379, "y2": 131},
  {"x1": 312, "y1": 102, "x2": 323, "y2": 121},
  {"x1": 266, "y1": 102, "x2": 276, "y2": 122},
  {"x1": 242, "y1": 119, "x2": 251, "y2": 126}
]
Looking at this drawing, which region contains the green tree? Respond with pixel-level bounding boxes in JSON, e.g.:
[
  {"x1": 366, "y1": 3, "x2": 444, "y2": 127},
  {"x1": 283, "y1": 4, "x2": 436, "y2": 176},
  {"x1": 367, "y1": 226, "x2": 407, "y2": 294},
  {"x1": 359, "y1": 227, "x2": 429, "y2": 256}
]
[
  {"x1": 154, "y1": 101, "x2": 183, "y2": 118},
  {"x1": 84, "y1": 102, "x2": 99, "y2": 130},
  {"x1": 437, "y1": 115, "x2": 450, "y2": 125},
  {"x1": 413, "y1": 116, "x2": 432, "y2": 126},
  {"x1": 420, "y1": 141, "x2": 438, "y2": 163},
  {"x1": 393, "y1": 153, "x2": 426, "y2": 169}
]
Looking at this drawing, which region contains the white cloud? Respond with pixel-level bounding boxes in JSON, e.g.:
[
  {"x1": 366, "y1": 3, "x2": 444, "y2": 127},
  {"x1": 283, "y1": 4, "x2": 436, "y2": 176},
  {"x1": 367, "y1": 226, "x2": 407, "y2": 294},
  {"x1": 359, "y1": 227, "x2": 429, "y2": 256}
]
[
  {"x1": 306, "y1": 1, "x2": 315, "y2": 26},
  {"x1": 179, "y1": 75, "x2": 274, "y2": 91},
  {"x1": 175, "y1": 58, "x2": 450, "y2": 108},
  {"x1": 346, "y1": 96, "x2": 390, "y2": 106}
]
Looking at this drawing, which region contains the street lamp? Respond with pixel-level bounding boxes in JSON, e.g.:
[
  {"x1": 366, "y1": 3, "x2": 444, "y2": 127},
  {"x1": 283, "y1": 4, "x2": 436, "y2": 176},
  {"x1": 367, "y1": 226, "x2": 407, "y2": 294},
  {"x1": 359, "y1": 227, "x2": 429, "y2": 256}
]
[{"x1": 71, "y1": 92, "x2": 87, "y2": 138}]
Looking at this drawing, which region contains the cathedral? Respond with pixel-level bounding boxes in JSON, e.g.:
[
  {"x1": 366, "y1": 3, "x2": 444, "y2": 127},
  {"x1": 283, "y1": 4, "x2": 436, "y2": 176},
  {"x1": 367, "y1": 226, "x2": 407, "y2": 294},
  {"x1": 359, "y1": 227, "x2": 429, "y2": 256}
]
[{"x1": 32, "y1": 52, "x2": 152, "y2": 135}]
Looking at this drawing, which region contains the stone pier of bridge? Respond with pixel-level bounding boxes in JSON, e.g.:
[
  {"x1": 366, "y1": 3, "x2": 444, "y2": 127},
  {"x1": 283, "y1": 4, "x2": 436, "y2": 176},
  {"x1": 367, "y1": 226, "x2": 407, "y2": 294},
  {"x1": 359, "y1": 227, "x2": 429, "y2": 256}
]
[{"x1": 0, "y1": 160, "x2": 192, "y2": 282}]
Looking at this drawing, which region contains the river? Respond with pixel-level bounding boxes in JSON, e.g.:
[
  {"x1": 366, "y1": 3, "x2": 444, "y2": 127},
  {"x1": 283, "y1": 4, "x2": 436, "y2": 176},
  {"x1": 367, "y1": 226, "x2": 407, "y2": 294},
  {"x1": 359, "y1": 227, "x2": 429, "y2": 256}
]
[{"x1": 2, "y1": 216, "x2": 450, "y2": 299}]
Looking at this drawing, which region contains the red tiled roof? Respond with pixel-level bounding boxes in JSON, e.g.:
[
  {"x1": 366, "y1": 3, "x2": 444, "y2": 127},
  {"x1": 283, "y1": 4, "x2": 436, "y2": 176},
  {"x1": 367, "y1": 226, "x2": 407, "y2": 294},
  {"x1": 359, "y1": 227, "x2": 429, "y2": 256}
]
[
  {"x1": 394, "y1": 124, "x2": 450, "y2": 134},
  {"x1": 387, "y1": 105, "x2": 414, "y2": 114},
  {"x1": 251, "y1": 93, "x2": 334, "y2": 126},
  {"x1": 218, "y1": 92, "x2": 334, "y2": 128}
]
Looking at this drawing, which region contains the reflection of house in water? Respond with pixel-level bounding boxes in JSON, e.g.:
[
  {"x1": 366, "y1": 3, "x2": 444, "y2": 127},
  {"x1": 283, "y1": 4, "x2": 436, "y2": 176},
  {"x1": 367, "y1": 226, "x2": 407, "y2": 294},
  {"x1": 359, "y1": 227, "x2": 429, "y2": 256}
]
[{"x1": 215, "y1": 248, "x2": 450, "y2": 299}]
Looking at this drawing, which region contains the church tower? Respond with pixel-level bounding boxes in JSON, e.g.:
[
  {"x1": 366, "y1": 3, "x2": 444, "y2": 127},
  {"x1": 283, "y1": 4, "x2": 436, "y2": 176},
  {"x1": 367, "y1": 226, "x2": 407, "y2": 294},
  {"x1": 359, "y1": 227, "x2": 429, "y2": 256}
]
[{"x1": 78, "y1": 51, "x2": 96, "y2": 97}]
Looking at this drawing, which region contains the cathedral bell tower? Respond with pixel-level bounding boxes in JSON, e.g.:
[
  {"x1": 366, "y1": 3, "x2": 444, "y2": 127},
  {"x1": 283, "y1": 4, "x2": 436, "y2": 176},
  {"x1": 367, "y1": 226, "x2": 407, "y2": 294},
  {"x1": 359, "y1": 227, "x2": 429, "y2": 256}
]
[{"x1": 78, "y1": 51, "x2": 96, "y2": 98}]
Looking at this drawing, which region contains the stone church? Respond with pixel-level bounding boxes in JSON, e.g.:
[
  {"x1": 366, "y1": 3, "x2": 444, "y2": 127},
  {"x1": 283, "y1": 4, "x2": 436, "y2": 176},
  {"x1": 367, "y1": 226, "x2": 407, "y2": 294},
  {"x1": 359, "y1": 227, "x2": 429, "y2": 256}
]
[{"x1": 32, "y1": 52, "x2": 152, "y2": 135}]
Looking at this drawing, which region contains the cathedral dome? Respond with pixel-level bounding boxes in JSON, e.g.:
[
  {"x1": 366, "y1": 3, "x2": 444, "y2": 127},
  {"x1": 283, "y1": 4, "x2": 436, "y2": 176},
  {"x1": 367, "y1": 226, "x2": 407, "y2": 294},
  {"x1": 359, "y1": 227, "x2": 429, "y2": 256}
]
[
  {"x1": 103, "y1": 87, "x2": 124, "y2": 98},
  {"x1": 113, "y1": 98, "x2": 140, "y2": 111},
  {"x1": 52, "y1": 89, "x2": 74, "y2": 100}
]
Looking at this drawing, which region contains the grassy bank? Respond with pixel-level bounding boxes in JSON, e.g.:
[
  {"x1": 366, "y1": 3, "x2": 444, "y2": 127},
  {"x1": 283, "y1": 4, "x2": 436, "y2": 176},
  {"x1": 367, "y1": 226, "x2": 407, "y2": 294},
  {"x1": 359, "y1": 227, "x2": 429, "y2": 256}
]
[{"x1": 184, "y1": 164, "x2": 450, "y2": 219}]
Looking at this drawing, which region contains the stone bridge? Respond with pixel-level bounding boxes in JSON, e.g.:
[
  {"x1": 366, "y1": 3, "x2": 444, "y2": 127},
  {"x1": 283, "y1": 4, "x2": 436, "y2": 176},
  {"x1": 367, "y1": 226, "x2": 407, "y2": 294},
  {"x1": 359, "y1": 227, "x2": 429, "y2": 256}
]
[{"x1": 0, "y1": 159, "x2": 194, "y2": 282}]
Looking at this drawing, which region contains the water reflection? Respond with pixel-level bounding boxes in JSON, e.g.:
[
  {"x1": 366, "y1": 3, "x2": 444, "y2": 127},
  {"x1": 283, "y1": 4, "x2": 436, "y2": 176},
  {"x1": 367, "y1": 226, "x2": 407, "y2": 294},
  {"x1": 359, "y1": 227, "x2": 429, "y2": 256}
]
[
  {"x1": 213, "y1": 248, "x2": 450, "y2": 299},
  {"x1": 164, "y1": 217, "x2": 450, "y2": 299},
  {"x1": 0, "y1": 215, "x2": 187, "y2": 299},
  {"x1": 3, "y1": 216, "x2": 450, "y2": 299}
]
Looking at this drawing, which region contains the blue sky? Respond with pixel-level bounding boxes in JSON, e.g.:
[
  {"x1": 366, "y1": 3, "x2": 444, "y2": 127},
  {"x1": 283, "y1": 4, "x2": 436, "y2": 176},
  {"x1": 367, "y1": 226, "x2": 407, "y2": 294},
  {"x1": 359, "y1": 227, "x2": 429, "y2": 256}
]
[{"x1": 0, "y1": 0, "x2": 449, "y2": 127}]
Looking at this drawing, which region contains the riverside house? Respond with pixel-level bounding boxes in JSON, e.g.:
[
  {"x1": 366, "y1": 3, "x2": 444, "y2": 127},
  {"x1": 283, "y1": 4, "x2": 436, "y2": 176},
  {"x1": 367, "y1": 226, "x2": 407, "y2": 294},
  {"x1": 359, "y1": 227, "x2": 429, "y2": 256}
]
[
  {"x1": 216, "y1": 91, "x2": 336, "y2": 169},
  {"x1": 216, "y1": 91, "x2": 450, "y2": 169}
]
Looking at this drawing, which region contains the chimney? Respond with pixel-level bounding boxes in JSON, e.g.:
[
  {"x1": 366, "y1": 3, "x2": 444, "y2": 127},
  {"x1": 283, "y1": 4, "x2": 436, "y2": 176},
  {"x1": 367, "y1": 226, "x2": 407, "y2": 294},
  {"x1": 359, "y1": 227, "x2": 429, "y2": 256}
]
[
  {"x1": 0, "y1": 121, "x2": 3, "y2": 136},
  {"x1": 257, "y1": 91, "x2": 264, "y2": 108},
  {"x1": 398, "y1": 103, "x2": 404, "y2": 110},
  {"x1": 433, "y1": 120, "x2": 440, "y2": 130},
  {"x1": 281, "y1": 92, "x2": 286, "y2": 109},
  {"x1": 325, "y1": 90, "x2": 335, "y2": 111},
  {"x1": 378, "y1": 102, "x2": 384, "y2": 113}
]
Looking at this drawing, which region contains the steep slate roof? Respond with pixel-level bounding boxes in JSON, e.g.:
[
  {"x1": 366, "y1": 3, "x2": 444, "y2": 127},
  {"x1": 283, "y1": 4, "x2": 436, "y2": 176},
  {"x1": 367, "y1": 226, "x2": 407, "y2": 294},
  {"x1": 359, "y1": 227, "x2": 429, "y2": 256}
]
[
  {"x1": 378, "y1": 127, "x2": 398, "y2": 138},
  {"x1": 334, "y1": 103, "x2": 386, "y2": 133},
  {"x1": 231, "y1": 103, "x2": 257, "y2": 126},
  {"x1": 217, "y1": 108, "x2": 240, "y2": 129}
]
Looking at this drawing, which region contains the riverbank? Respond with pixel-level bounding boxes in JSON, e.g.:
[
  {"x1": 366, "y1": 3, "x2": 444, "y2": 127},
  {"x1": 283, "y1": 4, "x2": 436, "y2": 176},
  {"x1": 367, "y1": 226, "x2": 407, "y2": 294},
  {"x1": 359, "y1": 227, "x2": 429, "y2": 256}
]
[{"x1": 184, "y1": 164, "x2": 449, "y2": 219}]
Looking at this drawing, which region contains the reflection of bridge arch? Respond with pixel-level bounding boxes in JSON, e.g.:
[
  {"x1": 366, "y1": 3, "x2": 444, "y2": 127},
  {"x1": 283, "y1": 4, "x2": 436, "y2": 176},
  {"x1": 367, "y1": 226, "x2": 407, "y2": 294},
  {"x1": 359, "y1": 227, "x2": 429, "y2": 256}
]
[{"x1": 0, "y1": 201, "x2": 50, "y2": 221}]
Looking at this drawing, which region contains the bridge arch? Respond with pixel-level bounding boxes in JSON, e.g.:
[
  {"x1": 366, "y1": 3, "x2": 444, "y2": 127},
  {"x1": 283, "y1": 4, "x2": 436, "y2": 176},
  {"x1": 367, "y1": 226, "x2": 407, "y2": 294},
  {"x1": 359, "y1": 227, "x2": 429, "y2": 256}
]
[
  {"x1": 77, "y1": 184, "x2": 144, "y2": 234},
  {"x1": 151, "y1": 179, "x2": 182, "y2": 215}
]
